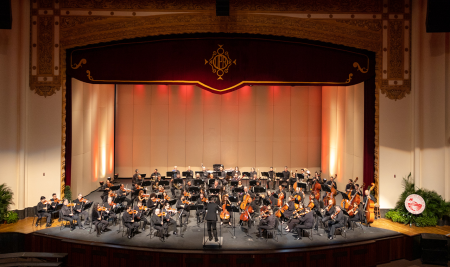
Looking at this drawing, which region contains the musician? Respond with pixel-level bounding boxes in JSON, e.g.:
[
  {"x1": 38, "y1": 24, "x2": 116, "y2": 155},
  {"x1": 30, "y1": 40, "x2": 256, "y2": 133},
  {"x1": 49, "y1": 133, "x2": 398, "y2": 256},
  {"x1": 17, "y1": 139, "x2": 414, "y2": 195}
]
[
  {"x1": 61, "y1": 199, "x2": 78, "y2": 231},
  {"x1": 104, "y1": 196, "x2": 118, "y2": 222},
  {"x1": 162, "y1": 204, "x2": 177, "y2": 236},
  {"x1": 146, "y1": 193, "x2": 158, "y2": 210},
  {"x1": 171, "y1": 173, "x2": 182, "y2": 198},
  {"x1": 289, "y1": 170, "x2": 298, "y2": 192},
  {"x1": 323, "y1": 176, "x2": 337, "y2": 198},
  {"x1": 253, "y1": 181, "x2": 265, "y2": 205},
  {"x1": 185, "y1": 166, "x2": 194, "y2": 181},
  {"x1": 231, "y1": 173, "x2": 240, "y2": 182},
  {"x1": 285, "y1": 203, "x2": 304, "y2": 232},
  {"x1": 239, "y1": 197, "x2": 257, "y2": 228},
  {"x1": 294, "y1": 207, "x2": 314, "y2": 240},
  {"x1": 298, "y1": 169, "x2": 305, "y2": 181},
  {"x1": 218, "y1": 166, "x2": 227, "y2": 186},
  {"x1": 100, "y1": 181, "x2": 110, "y2": 203},
  {"x1": 268, "y1": 167, "x2": 276, "y2": 190},
  {"x1": 249, "y1": 168, "x2": 257, "y2": 179},
  {"x1": 160, "y1": 191, "x2": 170, "y2": 207},
  {"x1": 327, "y1": 206, "x2": 344, "y2": 240},
  {"x1": 203, "y1": 197, "x2": 222, "y2": 242},
  {"x1": 195, "y1": 193, "x2": 207, "y2": 223},
  {"x1": 36, "y1": 196, "x2": 52, "y2": 227},
  {"x1": 250, "y1": 173, "x2": 258, "y2": 181},
  {"x1": 292, "y1": 187, "x2": 305, "y2": 206},
  {"x1": 49, "y1": 193, "x2": 60, "y2": 211},
  {"x1": 239, "y1": 186, "x2": 254, "y2": 202},
  {"x1": 265, "y1": 191, "x2": 276, "y2": 209},
  {"x1": 134, "y1": 202, "x2": 148, "y2": 232},
  {"x1": 150, "y1": 169, "x2": 160, "y2": 180},
  {"x1": 281, "y1": 166, "x2": 290, "y2": 186},
  {"x1": 194, "y1": 172, "x2": 202, "y2": 181},
  {"x1": 151, "y1": 209, "x2": 169, "y2": 238},
  {"x1": 209, "y1": 180, "x2": 222, "y2": 204},
  {"x1": 347, "y1": 202, "x2": 362, "y2": 228},
  {"x1": 137, "y1": 190, "x2": 147, "y2": 206},
  {"x1": 283, "y1": 196, "x2": 296, "y2": 219},
  {"x1": 136, "y1": 174, "x2": 143, "y2": 186},
  {"x1": 352, "y1": 184, "x2": 362, "y2": 197},
  {"x1": 171, "y1": 166, "x2": 181, "y2": 179},
  {"x1": 123, "y1": 206, "x2": 140, "y2": 239},
  {"x1": 220, "y1": 194, "x2": 231, "y2": 226},
  {"x1": 176, "y1": 196, "x2": 190, "y2": 225},
  {"x1": 346, "y1": 179, "x2": 354, "y2": 194},
  {"x1": 232, "y1": 166, "x2": 241, "y2": 177},
  {"x1": 276, "y1": 185, "x2": 286, "y2": 205},
  {"x1": 132, "y1": 169, "x2": 140, "y2": 185},
  {"x1": 184, "y1": 180, "x2": 193, "y2": 192},
  {"x1": 92, "y1": 203, "x2": 109, "y2": 237},
  {"x1": 257, "y1": 209, "x2": 275, "y2": 239},
  {"x1": 363, "y1": 190, "x2": 375, "y2": 208},
  {"x1": 73, "y1": 194, "x2": 89, "y2": 228},
  {"x1": 118, "y1": 184, "x2": 132, "y2": 207},
  {"x1": 319, "y1": 199, "x2": 336, "y2": 231},
  {"x1": 201, "y1": 166, "x2": 209, "y2": 180}
]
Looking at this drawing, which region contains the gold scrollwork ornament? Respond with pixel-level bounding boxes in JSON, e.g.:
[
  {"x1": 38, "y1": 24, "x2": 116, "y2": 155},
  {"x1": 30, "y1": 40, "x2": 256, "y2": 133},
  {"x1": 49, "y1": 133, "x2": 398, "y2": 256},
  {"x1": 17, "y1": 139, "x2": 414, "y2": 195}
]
[{"x1": 205, "y1": 45, "x2": 236, "y2": 80}]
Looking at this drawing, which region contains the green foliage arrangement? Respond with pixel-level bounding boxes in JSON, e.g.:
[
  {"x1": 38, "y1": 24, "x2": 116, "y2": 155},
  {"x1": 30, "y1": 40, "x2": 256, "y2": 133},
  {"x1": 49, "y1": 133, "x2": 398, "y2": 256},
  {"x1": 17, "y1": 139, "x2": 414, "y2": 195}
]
[
  {"x1": 385, "y1": 174, "x2": 450, "y2": 227},
  {"x1": 64, "y1": 185, "x2": 72, "y2": 203},
  {"x1": 4, "y1": 211, "x2": 19, "y2": 224},
  {"x1": 0, "y1": 183, "x2": 14, "y2": 223}
]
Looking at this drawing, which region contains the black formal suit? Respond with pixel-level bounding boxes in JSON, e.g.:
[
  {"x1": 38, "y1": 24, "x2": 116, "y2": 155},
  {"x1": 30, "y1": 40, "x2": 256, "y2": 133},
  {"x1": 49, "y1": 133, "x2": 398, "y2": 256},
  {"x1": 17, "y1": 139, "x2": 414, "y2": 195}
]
[
  {"x1": 268, "y1": 170, "x2": 276, "y2": 189},
  {"x1": 203, "y1": 202, "x2": 221, "y2": 240},
  {"x1": 195, "y1": 198, "x2": 206, "y2": 223},
  {"x1": 151, "y1": 213, "x2": 168, "y2": 235},
  {"x1": 258, "y1": 214, "x2": 276, "y2": 236},
  {"x1": 232, "y1": 170, "x2": 241, "y2": 177},
  {"x1": 122, "y1": 211, "x2": 139, "y2": 236},
  {"x1": 328, "y1": 211, "x2": 344, "y2": 238},
  {"x1": 347, "y1": 207, "x2": 362, "y2": 228},
  {"x1": 184, "y1": 170, "x2": 194, "y2": 180},
  {"x1": 36, "y1": 202, "x2": 51, "y2": 224},
  {"x1": 118, "y1": 189, "x2": 132, "y2": 207},
  {"x1": 73, "y1": 199, "x2": 89, "y2": 225},
  {"x1": 92, "y1": 208, "x2": 108, "y2": 234},
  {"x1": 61, "y1": 205, "x2": 78, "y2": 229},
  {"x1": 218, "y1": 171, "x2": 227, "y2": 185},
  {"x1": 295, "y1": 211, "x2": 314, "y2": 238},
  {"x1": 281, "y1": 171, "x2": 290, "y2": 185},
  {"x1": 133, "y1": 205, "x2": 148, "y2": 229},
  {"x1": 176, "y1": 199, "x2": 190, "y2": 224},
  {"x1": 282, "y1": 201, "x2": 296, "y2": 218}
]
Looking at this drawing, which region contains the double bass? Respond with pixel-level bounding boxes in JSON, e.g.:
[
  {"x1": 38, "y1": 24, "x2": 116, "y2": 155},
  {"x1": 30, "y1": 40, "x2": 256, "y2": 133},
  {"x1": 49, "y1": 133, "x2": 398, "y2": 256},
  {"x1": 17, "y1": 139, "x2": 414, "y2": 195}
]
[
  {"x1": 365, "y1": 183, "x2": 376, "y2": 224},
  {"x1": 312, "y1": 172, "x2": 322, "y2": 200},
  {"x1": 323, "y1": 192, "x2": 336, "y2": 206}
]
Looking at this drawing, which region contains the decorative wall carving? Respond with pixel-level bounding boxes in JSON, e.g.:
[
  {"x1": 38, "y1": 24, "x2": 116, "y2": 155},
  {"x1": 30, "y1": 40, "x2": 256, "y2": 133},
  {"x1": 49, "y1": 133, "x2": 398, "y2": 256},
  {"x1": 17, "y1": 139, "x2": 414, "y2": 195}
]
[{"x1": 30, "y1": 0, "x2": 411, "y2": 199}]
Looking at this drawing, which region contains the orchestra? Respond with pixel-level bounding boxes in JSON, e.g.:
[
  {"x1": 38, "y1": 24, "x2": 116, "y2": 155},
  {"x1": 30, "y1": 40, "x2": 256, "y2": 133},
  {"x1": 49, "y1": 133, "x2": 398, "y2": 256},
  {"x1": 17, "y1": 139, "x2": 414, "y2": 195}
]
[{"x1": 37, "y1": 166, "x2": 376, "y2": 245}]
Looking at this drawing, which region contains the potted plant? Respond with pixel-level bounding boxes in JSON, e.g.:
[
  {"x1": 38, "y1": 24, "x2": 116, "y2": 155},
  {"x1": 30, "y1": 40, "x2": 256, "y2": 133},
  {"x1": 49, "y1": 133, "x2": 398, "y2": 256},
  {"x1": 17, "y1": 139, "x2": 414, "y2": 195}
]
[{"x1": 0, "y1": 183, "x2": 14, "y2": 223}]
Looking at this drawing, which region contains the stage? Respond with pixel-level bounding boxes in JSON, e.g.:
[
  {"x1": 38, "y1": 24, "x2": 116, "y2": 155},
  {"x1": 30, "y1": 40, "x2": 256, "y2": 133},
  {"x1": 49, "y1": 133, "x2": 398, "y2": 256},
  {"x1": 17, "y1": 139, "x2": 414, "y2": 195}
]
[{"x1": 33, "y1": 184, "x2": 400, "y2": 252}]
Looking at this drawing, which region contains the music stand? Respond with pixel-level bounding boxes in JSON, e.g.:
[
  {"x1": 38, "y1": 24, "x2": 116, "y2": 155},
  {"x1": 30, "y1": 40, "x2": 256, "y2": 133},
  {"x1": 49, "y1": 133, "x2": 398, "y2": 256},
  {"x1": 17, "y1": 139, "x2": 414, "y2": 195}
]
[
  {"x1": 234, "y1": 187, "x2": 244, "y2": 195},
  {"x1": 228, "y1": 196, "x2": 239, "y2": 239},
  {"x1": 166, "y1": 171, "x2": 175, "y2": 179},
  {"x1": 182, "y1": 172, "x2": 192, "y2": 178},
  {"x1": 168, "y1": 199, "x2": 177, "y2": 206},
  {"x1": 194, "y1": 203, "x2": 204, "y2": 228},
  {"x1": 173, "y1": 178, "x2": 183, "y2": 185},
  {"x1": 249, "y1": 180, "x2": 257, "y2": 187},
  {"x1": 110, "y1": 185, "x2": 120, "y2": 191},
  {"x1": 298, "y1": 182, "x2": 307, "y2": 190},
  {"x1": 142, "y1": 181, "x2": 151, "y2": 187},
  {"x1": 159, "y1": 180, "x2": 170, "y2": 187},
  {"x1": 242, "y1": 172, "x2": 250, "y2": 177},
  {"x1": 314, "y1": 209, "x2": 324, "y2": 236},
  {"x1": 230, "y1": 181, "x2": 238, "y2": 187},
  {"x1": 261, "y1": 172, "x2": 269, "y2": 187},
  {"x1": 226, "y1": 171, "x2": 233, "y2": 177},
  {"x1": 208, "y1": 179, "x2": 216, "y2": 186},
  {"x1": 214, "y1": 171, "x2": 221, "y2": 178},
  {"x1": 189, "y1": 186, "x2": 200, "y2": 195},
  {"x1": 140, "y1": 174, "x2": 146, "y2": 178},
  {"x1": 209, "y1": 188, "x2": 220, "y2": 196},
  {"x1": 253, "y1": 187, "x2": 265, "y2": 194},
  {"x1": 193, "y1": 180, "x2": 204, "y2": 187}
]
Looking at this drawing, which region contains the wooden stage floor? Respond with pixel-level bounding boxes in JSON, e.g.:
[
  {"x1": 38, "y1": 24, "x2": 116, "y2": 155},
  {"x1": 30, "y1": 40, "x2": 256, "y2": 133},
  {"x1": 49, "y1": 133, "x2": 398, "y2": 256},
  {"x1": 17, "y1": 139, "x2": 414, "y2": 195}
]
[{"x1": 2, "y1": 217, "x2": 449, "y2": 237}]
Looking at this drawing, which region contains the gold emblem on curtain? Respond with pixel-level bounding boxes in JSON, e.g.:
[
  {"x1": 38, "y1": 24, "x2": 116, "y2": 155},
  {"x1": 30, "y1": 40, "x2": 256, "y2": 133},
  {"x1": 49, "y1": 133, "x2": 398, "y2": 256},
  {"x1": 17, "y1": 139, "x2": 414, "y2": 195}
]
[{"x1": 205, "y1": 45, "x2": 236, "y2": 80}]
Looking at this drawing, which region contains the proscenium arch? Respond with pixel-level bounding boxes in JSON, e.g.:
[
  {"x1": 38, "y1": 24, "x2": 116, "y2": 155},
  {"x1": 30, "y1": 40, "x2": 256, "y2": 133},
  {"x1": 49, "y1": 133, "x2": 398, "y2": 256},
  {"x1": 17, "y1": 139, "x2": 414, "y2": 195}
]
[{"x1": 60, "y1": 13, "x2": 380, "y2": 198}]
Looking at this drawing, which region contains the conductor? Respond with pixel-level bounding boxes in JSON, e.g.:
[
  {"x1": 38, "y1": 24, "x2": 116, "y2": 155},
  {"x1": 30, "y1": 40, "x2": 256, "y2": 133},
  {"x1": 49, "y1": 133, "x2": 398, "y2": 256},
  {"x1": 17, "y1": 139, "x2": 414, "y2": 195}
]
[{"x1": 203, "y1": 197, "x2": 222, "y2": 242}]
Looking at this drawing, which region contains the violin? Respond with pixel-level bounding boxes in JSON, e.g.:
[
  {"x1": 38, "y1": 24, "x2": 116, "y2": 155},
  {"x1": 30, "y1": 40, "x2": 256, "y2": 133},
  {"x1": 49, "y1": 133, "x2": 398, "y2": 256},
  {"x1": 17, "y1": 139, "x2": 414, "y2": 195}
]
[
  {"x1": 166, "y1": 208, "x2": 177, "y2": 213},
  {"x1": 139, "y1": 206, "x2": 148, "y2": 211},
  {"x1": 66, "y1": 203, "x2": 76, "y2": 207},
  {"x1": 347, "y1": 206, "x2": 357, "y2": 217},
  {"x1": 128, "y1": 209, "x2": 138, "y2": 214},
  {"x1": 183, "y1": 191, "x2": 191, "y2": 198},
  {"x1": 109, "y1": 192, "x2": 117, "y2": 197},
  {"x1": 157, "y1": 212, "x2": 167, "y2": 217},
  {"x1": 331, "y1": 209, "x2": 340, "y2": 220},
  {"x1": 164, "y1": 195, "x2": 170, "y2": 201},
  {"x1": 142, "y1": 194, "x2": 150, "y2": 198},
  {"x1": 97, "y1": 206, "x2": 108, "y2": 212},
  {"x1": 79, "y1": 198, "x2": 89, "y2": 203},
  {"x1": 182, "y1": 200, "x2": 193, "y2": 205},
  {"x1": 201, "y1": 197, "x2": 208, "y2": 202},
  {"x1": 308, "y1": 194, "x2": 315, "y2": 209}
]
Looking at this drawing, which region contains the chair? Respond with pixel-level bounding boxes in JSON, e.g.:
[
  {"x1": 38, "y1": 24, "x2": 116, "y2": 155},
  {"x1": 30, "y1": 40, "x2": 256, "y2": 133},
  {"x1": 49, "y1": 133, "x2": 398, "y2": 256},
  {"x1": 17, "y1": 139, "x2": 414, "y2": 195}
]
[
  {"x1": 298, "y1": 226, "x2": 314, "y2": 241},
  {"x1": 332, "y1": 216, "x2": 348, "y2": 239},
  {"x1": 264, "y1": 227, "x2": 278, "y2": 242},
  {"x1": 374, "y1": 203, "x2": 381, "y2": 219},
  {"x1": 59, "y1": 210, "x2": 72, "y2": 231}
]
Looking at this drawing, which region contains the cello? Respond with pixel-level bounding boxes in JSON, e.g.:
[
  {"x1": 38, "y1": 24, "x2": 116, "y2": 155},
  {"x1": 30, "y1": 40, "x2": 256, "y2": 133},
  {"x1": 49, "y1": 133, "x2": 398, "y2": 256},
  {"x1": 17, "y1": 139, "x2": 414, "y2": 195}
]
[
  {"x1": 275, "y1": 203, "x2": 289, "y2": 218},
  {"x1": 239, "y1": 203, "x2": 253, "y2": 222},
  {"x1": 277, "y1": 191, "x2": 285, "y2": 207},
  {"x1": 341, "y1": 177, "x2": 358, "y2": 209},
  {"x1": 240, "y1": 193, "x2": 250, "y2": 210},
  {"x1": 365, "y1": 183, "x2": 376, "y2": 224},
  {"x1": 220, "y1": 196, "x2": 231, "y2": 220},
  {"x1": 330, "y1": 174, "x2": 338, "y2": 197}
]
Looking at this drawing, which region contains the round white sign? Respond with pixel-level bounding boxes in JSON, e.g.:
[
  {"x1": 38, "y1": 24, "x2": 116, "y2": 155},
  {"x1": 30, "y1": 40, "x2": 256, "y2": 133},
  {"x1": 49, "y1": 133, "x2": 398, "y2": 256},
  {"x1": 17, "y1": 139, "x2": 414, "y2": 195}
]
[{"x1": 405, "y1": 194, "x2": 425, "y2": 215}]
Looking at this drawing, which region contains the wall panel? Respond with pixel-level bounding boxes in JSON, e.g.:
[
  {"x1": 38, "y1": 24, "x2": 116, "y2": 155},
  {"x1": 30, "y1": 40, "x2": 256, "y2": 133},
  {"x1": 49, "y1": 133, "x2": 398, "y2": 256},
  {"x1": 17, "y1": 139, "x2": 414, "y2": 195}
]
[{"x1": 116, "y1": 85, "x2": 323, "y2": 175}]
